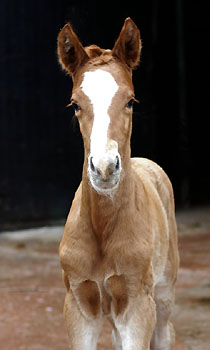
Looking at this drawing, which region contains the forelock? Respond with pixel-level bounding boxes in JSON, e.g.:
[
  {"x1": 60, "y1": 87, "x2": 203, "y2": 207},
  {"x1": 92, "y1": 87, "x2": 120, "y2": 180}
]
[{"x1": 84, "y1": 46, "x2": 114, "y2": 66}]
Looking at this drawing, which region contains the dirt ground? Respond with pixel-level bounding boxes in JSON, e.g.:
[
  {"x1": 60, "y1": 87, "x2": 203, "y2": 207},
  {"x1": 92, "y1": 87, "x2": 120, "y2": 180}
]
[{"x1": 0, "y1": 207, "x2": 210, "y2": 350}]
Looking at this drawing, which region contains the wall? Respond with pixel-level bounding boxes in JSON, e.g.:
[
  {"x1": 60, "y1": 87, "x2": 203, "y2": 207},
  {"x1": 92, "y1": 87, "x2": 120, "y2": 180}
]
[{"x1": 0, "y1": 0, "x2": 209, "y2": 229}]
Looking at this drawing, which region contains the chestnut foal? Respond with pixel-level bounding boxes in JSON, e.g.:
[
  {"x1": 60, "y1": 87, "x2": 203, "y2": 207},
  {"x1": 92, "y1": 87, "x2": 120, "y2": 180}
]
[{"x1": 57, "y1": 18, "x2": 179, "y2": 350}]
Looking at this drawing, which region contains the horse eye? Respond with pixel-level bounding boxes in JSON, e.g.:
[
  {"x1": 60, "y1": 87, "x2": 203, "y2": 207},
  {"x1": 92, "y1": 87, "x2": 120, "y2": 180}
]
[
  {"x1": 72, "y1": 102, "x2": 81, "y2": 112},
  {"x1": 126, "y1": 99, "x2": 134, "y2": 109}
]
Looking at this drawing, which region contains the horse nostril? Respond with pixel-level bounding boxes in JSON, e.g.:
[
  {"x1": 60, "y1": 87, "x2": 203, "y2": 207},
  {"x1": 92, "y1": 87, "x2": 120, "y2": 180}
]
[
  {"x1": 115, "y1": 155, "x2": 120, "y2": 171},
  {"x1": 89, "y1": 155, "x2": 120, "y2": 180},
  {"x1": 90, "y1": 157, "x2": 95, "y2": 172}
]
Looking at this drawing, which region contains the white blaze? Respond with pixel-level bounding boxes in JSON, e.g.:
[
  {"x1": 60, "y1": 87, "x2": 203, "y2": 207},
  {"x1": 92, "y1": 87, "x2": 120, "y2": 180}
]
[{"x1": 81, "y1": 69, "x2": 119, "y2": 158}]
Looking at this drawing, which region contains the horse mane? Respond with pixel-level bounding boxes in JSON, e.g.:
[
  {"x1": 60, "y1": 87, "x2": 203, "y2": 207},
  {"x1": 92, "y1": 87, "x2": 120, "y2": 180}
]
[{"x1": 84, "y1": 45, "x2": 114, "y2": 65}]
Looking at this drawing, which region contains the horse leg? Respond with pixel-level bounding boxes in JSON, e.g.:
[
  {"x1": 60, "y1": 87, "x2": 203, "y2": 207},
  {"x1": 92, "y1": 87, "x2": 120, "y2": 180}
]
[
  {"x1": 64, "y1": 291, "x2": 103, "y2": 350},
  {"x1": 150, "y1": 282, "x2": 175, "y2": 350},
  {"x1": 108, "y1": 315, "x2": 122, "y2": 350},
  {"x1": 112, "y1": 325, "x2": 123, "y2": 350},
  {"x1": 112, "y1": 293, "x2": 156, "y2": 350}
]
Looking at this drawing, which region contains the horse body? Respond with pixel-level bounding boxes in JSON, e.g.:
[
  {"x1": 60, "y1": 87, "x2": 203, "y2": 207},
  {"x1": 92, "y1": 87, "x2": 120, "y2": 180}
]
[{"x1": 58, "y1": 18, "x2": 179, "y2": 350}]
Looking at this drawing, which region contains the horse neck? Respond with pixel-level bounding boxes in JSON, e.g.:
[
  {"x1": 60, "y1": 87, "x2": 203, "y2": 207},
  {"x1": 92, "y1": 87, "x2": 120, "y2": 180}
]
[{"x1": 81, "y1": 143, "x2": 134, "y2": 238}]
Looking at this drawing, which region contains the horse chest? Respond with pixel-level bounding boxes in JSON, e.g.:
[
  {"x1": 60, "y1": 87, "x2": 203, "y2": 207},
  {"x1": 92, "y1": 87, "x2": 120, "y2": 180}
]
[
  {"x1": 62, "y1": 223, "x2": 148, "y2": 275},
  {"x1": 60, "y1": 204, "x2": 153, "y2": 320},
  {"x1": 61, "y1": 231, "x2": 152, "y2": 320},
  {"x1": 60, "y1": 222, "x2": 151, "y2": 297}
]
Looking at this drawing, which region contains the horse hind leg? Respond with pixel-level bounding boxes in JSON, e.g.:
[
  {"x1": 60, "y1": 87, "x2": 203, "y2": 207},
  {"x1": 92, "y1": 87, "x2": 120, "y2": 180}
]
[
  {"x1": 150, "y1": 282, "x2": 175, "y2": 350},
  {"x1": 107, "y1": 315, "x2": 122, "y2": 350}
]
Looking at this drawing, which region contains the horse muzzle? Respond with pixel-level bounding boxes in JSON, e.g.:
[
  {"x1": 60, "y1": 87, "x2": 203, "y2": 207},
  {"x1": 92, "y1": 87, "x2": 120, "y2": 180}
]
[{"x1": 88, "y1": 152, "x2": 122, "y2": 194}]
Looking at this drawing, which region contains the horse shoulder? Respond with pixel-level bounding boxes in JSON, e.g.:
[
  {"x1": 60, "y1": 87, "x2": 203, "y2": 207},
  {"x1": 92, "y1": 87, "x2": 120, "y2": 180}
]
[
  {"x1": 131, "y1": 157, "x2": 178, "y2": 283},
  {"x1": 59, "y1": 183, "x2": 99, "y2": 284}
]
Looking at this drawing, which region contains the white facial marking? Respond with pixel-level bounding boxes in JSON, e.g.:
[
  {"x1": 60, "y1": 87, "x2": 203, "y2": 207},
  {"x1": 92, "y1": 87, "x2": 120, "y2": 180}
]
[{"x1": 81, "y1": 69, "x2": 119, "y2": 158}]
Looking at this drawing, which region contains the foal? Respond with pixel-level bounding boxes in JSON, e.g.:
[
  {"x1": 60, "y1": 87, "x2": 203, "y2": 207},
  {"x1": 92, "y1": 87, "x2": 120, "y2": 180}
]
[{"x1": 57, "y1": 18, "x2": 179, "y2": 350}]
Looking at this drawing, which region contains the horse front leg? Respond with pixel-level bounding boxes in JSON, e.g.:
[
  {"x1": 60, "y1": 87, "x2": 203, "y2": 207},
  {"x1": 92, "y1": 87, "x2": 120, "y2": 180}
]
[
  {"x1": 106, "y1": 275, "x2": 156, "y2": 350},
  {"x1": 63, "y1": 281, "x2": 104, "y2": 350},
  {"x1": 114, "y1": 292, "x2": 156, "y2": 350}
]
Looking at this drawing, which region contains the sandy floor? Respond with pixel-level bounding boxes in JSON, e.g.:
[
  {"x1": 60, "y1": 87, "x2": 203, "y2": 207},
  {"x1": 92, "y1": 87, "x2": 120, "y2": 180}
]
[{"x1": 0, "y1": 207, "x2": 210, "y2": 350}]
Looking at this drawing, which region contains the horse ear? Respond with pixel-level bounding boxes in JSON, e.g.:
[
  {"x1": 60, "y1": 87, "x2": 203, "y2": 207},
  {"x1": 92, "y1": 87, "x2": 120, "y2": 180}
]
[
  {"x1": 57, "y1": 23, "x2": 88, "y2": 76},
  {"x1": 112, "y1": 18, "x2": 141, "y2": 70}
]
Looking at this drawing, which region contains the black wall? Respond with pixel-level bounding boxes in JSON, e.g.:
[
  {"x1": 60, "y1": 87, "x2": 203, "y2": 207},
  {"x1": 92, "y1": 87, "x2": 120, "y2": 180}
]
[{"x1": 0, "y1": 1, "x2": 209, "y2": 229}]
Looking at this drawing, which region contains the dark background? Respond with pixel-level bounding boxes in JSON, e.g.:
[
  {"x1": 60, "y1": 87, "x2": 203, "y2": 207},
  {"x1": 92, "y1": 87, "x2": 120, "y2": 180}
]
[{"x1": 0, "y1": 0, "x2": 209, "y2": 230}]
